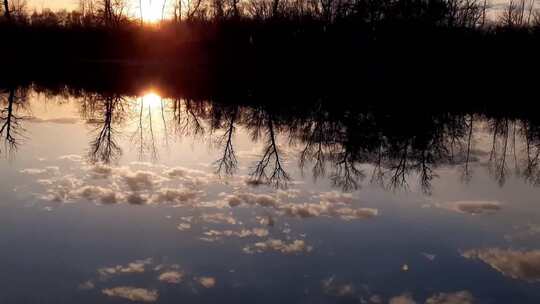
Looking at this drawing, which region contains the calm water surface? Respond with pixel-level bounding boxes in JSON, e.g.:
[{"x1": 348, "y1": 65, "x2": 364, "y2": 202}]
[{"x1": 1, "y1": 87, "x2": 540, "y2": 304}]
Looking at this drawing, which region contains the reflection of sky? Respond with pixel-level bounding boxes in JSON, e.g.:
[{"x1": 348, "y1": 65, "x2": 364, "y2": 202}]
[{"x1": 2, "y1": 91, "x2": 540, "y2": 303}]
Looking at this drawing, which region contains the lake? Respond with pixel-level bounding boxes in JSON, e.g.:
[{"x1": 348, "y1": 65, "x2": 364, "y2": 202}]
[{"x1": 1, "y1": 85, "x2": 540, "y2": 304}]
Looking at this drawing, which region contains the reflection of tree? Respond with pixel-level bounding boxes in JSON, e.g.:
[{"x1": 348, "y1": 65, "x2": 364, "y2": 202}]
[
  {"x1": 82, "y1": 93, "x2": 127, "y2": 164},
  {"x1": 0, "y1": 87, "x2": 27, "y2": 155},
  {"x1": 172, "y1": 98, "x2": 205, "y2": 136},
  {"x1": 519, "y1": 120, "x2": 540, "y2": 185},
  {"x1": 330, "y1": 148, "x2": 364, "y2": 191},
  {"x1": 214, "y1": 107, "x2": 238, "y2": 176},
  {"x1": 298, "y1": 108, "x2": 337, "y2": 181},
  {"x1": 22, "y1": 84, "x2": 540, "y2": 192},
  {"x1": 248, "y1": 110, "x2": 290, "y2": 188},
  {"x1": 131, "y1": 98, "x2": 176, "y2": 160},
  {"x1": 488, "y1": 118, "x2": 510, "y2": 187},
  {"x1": 461, "y1": 114, "x2": 474, "y2": 183}
]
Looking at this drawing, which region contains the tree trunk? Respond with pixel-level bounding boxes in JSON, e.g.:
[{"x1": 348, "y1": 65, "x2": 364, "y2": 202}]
[
  {"x1": 272, "y1": 0, "x2": 279, "y2": 17},
  {"x1": 3, "y1": 0, "x2": 11, "y2": 20},
  {"x1": 140, "y1": 0, "x2": 144, "y2": 25}
]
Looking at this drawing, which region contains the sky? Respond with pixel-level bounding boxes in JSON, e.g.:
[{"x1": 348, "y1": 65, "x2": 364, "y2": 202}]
[
  {"x1": 23, "y1": 0, "x2": 513, "y2": 20},
  {"x1": 24, "y1": 0, "x2": 173, "y2": 21},
  {"x1": 25, "y1": 0, "x2": 512, "y2": 11},
  {"x1": 25, "y1": 0, "x2": 169, "y2": 13},
  {"x1": 26, "y1": 0, "x2": 82, "y2": 11}
]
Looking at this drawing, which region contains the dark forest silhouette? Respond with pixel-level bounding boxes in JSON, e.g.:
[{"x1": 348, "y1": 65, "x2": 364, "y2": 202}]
[{"x1": 2, "y1": 0, "x2": 540, "y2": 85}]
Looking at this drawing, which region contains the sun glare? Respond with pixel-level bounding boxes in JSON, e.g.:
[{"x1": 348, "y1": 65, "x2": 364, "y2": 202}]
[
  {"x1": 141, "y1": 92, "x2": 163, "y2": 109},
  {"x1": 140, "y1": 0, "x2": 166, "y2": 22}
]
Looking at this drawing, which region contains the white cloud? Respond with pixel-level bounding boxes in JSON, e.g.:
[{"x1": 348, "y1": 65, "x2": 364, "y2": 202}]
[
  {"x1": 256, "y1": 215, "x2": 275, "y2": 227},
  {"x1": 126, "y1": 193, "x2": 148, "y2": 205},
  {"x1": 281, "y1": 202, "x2": 327, "y2": 218},
  {"x1": 37, "y1": 179, "x2": 54, "y2": 185},
  {"x1": 368, "y1": 295, "x2": 384, "y2": 303},
  {"x1": 150, "y1": 188, "x2": 200, "y2": 205},
  {"x1": 20, "y1": 166, "x2": 60, "y2": 175},
  {"x1": 318, "y1": 191, "x2": 354, "y2": 204},
  {"x1": 102, "y1": 287, "x2": 158, "y2": 302},
  {"x1": 280, "y1": 202, "x2": 378, "y2": 220},
  {"x1": 389, "y1": 293, "x2": 417, "y2": 304},
  {"x1": 462, "y1": 248, "x2": 540, "y2": 282},
  {"x1": 87, "y1": 163, "x2": 114, "y2": 178},
  {"x1": 39, "y1": 175, "x2": 84, "y2": 202},
  {"x1": 203, "y1": 228, "x2": 269, "y2": 239},
  {"x1": 28, "y1": 117, "x2": 78, "y2": 124},
  {"x1": 277, "y1": 188, "x2": 301, "y2": 199},
  {"x1": 223, "y1": 192, "x2": 280, "y2": 208},
  {"x1": 177, "y1": 223, "x2": 192, "y2": 231},
  {"x1": 196, "y1": 276, "x2": 216, "y2": 288},
  {"x1": 72, "y1": 185, "x2": 119, "y2": 204},
  {"x1": 222, "y1": 191, "x2": 376, "y2": 222},
  {"x1": 164, "y1": 167, "x2": 208, "y2": 179},
  {"x1": 243, "y1": 239, "x2": 313, "y2": 254},
  {"x1": 30, "y1": 162, "x2": 215, "y2": 206},
  {"x1": 158, "y1": 271, "x2": 184, "y2": 284},
  {"x1": 440, "y1": 200, "x2": 501, "y2": 215},
  {"x1": 78, "y1": 280, "x2": 95, "y2": 290},
  {"x1": 330, "y1": 207, "x2": 379, "y2": 220},
  {"x1": 425, "y1": 291, "x2": 474, "y2": 304},
  {"x1": 421, "y1": 252, "x2": 436, "y2": 261},
  {"x1": 201, "y1": 213, "x2": 238, "y2": 225},
  {"x1": 130, "y1": 161, "x2": 160, "y2": 168},
  {"x1": 504, "y1": 224, "x2": 540, "y2": 241},
  {"x1": 58, "y1": 154, "x2": 83, "y2": 162},
  {"x1": 164, "y1": 167, "x2": 191, "y2": 178},
  {"x1": 98, "y1": 258, "x2": 153, "y2": 277},
  {"x1": 121, "y1": 170, "x2": 163, "y2": 192},
  {"x1": 321, "y1": 276, "x2": 355, "y2": 297}
]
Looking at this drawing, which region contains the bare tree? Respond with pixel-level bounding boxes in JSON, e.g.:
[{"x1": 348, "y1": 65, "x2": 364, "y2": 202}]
[
  {"x1": 272, "y1": 0, "x2": 280, "y2": 17},
  {"x1": 185, "y1": 0, "x2": 203, "y2": 20},
  {"x1": 500, "y1": 0, "x2": 527, "y2": 27},
  {"x1": 250, "y1": 116, "x2": 290, "y2": 188},
  {"x1": 172, "y1": 99, "x2": 206, "y2": 136},
  {"x1": 173, "y1": 0, "x2": 182, "y2": 21},
  {"x1": 214, "y1": 108, "x2": 238, "y2": 176},
  {"x1": 80, "y1": 93, "x2": 127, "y2": 163},
  {"x1": 0, "y1": 87, "x2": 27, "y2": 156},
  {"x1": 330, "y1": 149, "x2": 364, "y2": 191},
  {"x1": 461, "y1": 114, "x2": 474, "y2": 183},
  {"x1": 3, "y1": 0, "x2": 10, "y2": 20}
]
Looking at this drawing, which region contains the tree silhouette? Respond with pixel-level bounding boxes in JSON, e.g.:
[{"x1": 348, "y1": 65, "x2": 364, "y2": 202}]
[
  {"x1": 82, "y1": 93, "x2": 127, "y2": 164},
  {"x1": 249, "y1": 112, "x2": 290, "y2": 188},
  {"x1": 214, "y1": 107, "x2": 238, "y2": 176},
  {"x1": 0, "y1": 87, "x2": 27, "y2": 156},
  {"x1": 3, "y1": 0, "x2": 10, "y2": 20}
]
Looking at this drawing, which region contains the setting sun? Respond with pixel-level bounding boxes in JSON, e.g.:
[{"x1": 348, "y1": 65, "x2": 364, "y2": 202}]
[
  {"x1": 140, "y1": 0, "x2": 166, "y2": 22},
  {"x1": 141, "y1": 92, "x2": 162, "y2": 109}
]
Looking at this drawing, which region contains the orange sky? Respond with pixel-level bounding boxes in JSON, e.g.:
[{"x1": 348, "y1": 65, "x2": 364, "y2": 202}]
[
  {"x1": 26, "y1": 0, "x2": 78, "y2": 11},
  {"x1": 25, "y1": 0, "x2": 175, "y2": 21}
]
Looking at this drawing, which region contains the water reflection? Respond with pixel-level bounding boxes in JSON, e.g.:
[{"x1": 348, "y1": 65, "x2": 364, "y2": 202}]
[
  {"x1": 3, "y1": 84, "x2": 540, "y2": 193},
  {"x1": 3, "y1": 83, "x2": 540, "y2": 303},
  {"x1": 0, "y1": 87, "x2": 28, "y2": 155}
]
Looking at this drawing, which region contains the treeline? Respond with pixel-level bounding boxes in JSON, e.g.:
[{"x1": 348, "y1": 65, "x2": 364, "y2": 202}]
[
  {"x1": 3, "y1": 0, "x2": 540, "y2": 92},
  {"x1": 1, "y1": 0, "x2": 539, "y2": 30}
]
